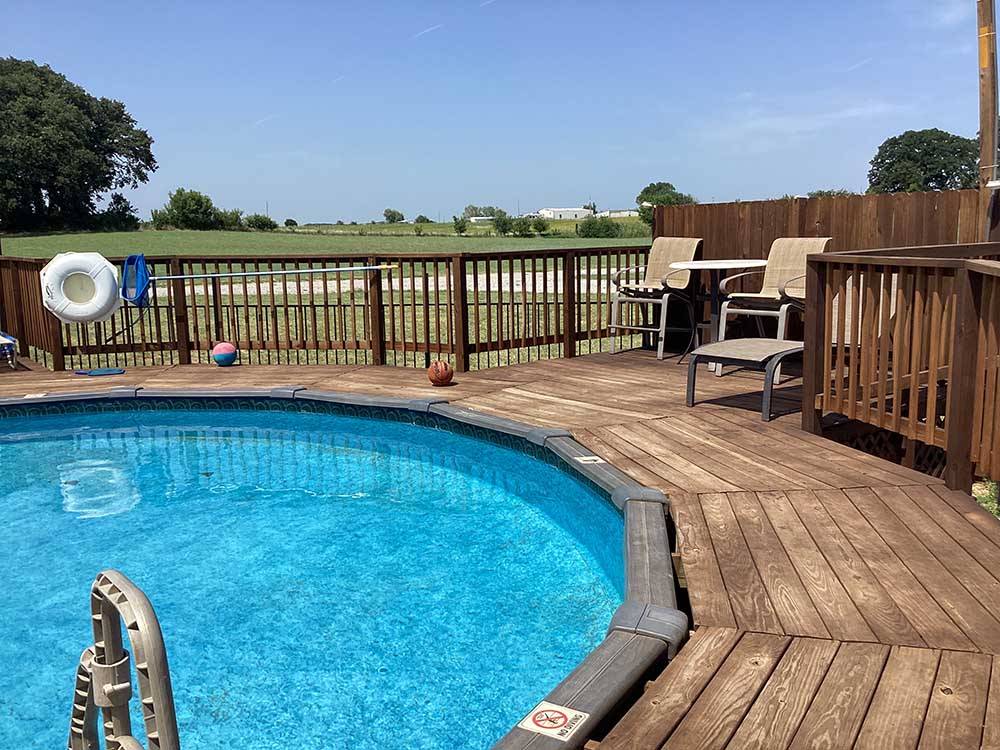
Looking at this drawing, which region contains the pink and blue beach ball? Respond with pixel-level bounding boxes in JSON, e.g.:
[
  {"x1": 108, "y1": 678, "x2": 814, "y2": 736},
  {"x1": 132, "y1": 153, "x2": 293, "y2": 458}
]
[{"x1": 211, "y1": 342, "x2": 238, "y2": 367}]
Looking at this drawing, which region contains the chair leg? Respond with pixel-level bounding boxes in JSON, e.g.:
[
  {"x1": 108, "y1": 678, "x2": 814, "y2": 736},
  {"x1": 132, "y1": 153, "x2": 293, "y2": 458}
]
[
  {"x1": 687, "y1": 355, "x2": 700, "y2": 407},
  {"x1": 610, "y1": 295, "x2": 621, "y2": 354},
  {"x1": 762, "y1": 356, "x2": 778, "y2": 421},
  {"x1": 656, "y1": 295, "x2": 670, "y2": 360},
  {"x1": 715, "y1": 301, "x2": 731, "y2": 376},
  {"x1": 762, "y1": 348, "x2": 799, "y2": 421},
  {"x1": 774, "y1": 304, "x2": 790, "y2": 382},
  {"x1": 777, "y1": 304, "x2": 789, "y2": 338},
  {"x1": 718, "y1": 301, "x2": 730, "y2": 342}
]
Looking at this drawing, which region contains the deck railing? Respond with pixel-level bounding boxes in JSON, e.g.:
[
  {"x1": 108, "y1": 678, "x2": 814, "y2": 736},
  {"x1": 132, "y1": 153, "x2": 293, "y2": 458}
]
[
  {"x1": 0, "y1": 246, "x2": 658, "y2": 372},
  {"x1": 803, "y1": 241, "x2": 1000, "y2": 489},
  {"x1": 0, "y1": 257, "x2": 63, "y2": 366},
  {"x1": 10, "y1": 239, "x2": 1000, "y2": 489}
]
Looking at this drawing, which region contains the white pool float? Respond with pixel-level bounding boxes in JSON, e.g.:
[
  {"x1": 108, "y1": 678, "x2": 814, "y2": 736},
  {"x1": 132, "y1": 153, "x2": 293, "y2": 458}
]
[{"x1": 40, "y1": 252, "x2": 121, "y2": 324}]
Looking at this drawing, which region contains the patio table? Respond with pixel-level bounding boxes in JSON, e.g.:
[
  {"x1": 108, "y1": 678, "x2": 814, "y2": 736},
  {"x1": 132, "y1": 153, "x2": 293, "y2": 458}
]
[
  {"x1": 670, "y1": 258, "x2": 768, "y2": 371},
  {"x1": 669, "y1": 258, "x2": 768, "y2": 346}
]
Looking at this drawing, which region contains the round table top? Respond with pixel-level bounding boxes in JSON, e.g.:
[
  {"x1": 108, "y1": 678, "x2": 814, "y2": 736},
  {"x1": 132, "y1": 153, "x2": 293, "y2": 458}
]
[{"x1": 670, "y1": 258, "x2": 769, "y2": 270}]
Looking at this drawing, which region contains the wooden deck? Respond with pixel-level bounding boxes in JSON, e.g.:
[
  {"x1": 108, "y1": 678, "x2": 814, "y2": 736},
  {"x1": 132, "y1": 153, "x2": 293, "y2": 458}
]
[{"x1": 4, "y1": 350, "x2": 1000, "y2": 748}]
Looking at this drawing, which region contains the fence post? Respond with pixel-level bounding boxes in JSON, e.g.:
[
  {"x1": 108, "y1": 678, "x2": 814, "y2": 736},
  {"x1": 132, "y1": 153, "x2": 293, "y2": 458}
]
[
  {"x1": 791, "y1": 196, "x2": 809, "y2": 236},
  {"x1": 367, "y1": 257, "x2": 386, "y2": 366},
  {"x1": 169, "y1": 259, "x2": 191, "y2": 365},
  {"x1": 945, "y1": 266, "x2": 979, "y2": 491},
  {"x1": 450, "y1": 254, "x2": 470, "y2": 372},
  {"x1": 562, "y1": 250, "x2": 577, "y2": 358},
  {"x1": 46, "y1": 304, "x2": 66, "y2": 371},
  {"x1": 801, "y1": 258, "x2": 826, "y2": 434},
  {"x1": 0, "y1": 263, "x2": 8, "y2": 341}
]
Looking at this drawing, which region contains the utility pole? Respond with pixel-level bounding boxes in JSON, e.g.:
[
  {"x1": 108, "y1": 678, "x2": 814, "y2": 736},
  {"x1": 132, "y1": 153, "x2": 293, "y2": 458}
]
[{"x1": 978, "y1": 0, "x2": 998, "y2": 239}]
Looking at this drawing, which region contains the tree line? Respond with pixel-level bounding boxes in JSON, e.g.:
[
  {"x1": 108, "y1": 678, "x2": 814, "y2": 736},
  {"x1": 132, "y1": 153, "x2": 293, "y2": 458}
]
[{"x1": 0, "y1": 57, "x2": 985, "y2": 235}]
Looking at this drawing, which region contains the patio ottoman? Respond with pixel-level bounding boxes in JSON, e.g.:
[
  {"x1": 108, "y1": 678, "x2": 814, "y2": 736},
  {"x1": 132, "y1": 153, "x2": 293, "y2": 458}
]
[{"x1": 686, "y1": 338, "x2": 803, "y2": 421}]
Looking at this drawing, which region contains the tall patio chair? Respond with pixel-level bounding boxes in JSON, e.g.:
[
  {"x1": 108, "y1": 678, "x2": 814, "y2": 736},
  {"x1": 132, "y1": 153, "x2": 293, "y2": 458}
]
[
  {"x1": 716, "y1": 236, "x2": 832, "y2": 377},
  {"x1": 610, "y1": 237, "x2": 703, "y2": 360}
]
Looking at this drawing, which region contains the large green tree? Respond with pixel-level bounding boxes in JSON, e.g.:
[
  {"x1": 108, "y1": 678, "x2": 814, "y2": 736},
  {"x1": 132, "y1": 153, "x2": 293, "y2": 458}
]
[
  {"x1": 635, "y1": 181, "x2": 696, "y2": 225},
  {"x1": 867, "y1": 129, "x2": 977, "y2": 194},
  {"x1": 151, "y1": 188, "x2": 220, "y2": 230},
  {"x1": 0, "y1": 58, "x2": 156, "y2": 231}
]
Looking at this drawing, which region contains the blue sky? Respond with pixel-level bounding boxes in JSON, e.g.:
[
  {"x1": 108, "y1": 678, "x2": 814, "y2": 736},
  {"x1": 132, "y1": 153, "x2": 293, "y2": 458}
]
[{"x1": 2, "y1": 0, "x2": 984, "y2": 222}]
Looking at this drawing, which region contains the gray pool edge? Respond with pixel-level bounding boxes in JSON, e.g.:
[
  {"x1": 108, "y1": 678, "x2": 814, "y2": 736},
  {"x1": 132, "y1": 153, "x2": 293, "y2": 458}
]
[{"x1": 0, "y1": 385, "x2": 688, "y2": 750}]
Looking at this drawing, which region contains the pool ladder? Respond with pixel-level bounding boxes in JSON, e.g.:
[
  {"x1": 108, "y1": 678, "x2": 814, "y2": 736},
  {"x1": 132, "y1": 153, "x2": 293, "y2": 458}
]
[{"x1": 67, "y1": 570, "x2": 179, "y2": 750}]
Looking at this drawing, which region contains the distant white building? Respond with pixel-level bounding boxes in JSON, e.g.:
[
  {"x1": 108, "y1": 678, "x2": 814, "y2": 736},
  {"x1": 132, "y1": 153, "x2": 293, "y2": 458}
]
[
  {"x1": 537, "y1": 207, "x2": 594, "y2": 220},
  {"x1": 467, "y1": 216, "x2": 494, "y2": 224},
  {"x1": 596, "y1": 209, "x2": 639, "y2": 218}
]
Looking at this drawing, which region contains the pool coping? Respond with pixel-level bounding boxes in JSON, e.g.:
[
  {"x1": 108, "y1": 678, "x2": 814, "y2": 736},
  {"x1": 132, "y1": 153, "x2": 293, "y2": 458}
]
[{"x1": 0, "y1": 385, "x2": 688, "y2": 749}]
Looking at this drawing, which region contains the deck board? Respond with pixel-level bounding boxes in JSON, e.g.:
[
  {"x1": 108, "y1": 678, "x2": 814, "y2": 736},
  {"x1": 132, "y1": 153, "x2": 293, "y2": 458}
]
[
  {"x1": 699, "y1": 492, "x2": 783, "y2": 634},
  {"x1": 670, "y1": 493, "x2": 737, "y2": 629},
  {"x1": 816, "y1": 488, "x2": 976, "y2": 651},
  {"x1": 3, "y1": 350, "x2": 1000, "y2": 748},
  {"x1": 785, "y1": 488, "x2": 925, "y2": 647},
  {"x1": 661, "y1": 632, "x2": 790, "y2": 750},
  {"x1": 726, "y1": 637, "x2": 840, "y2": 750},
  {"x1": 847, "y1": 487, "x2": 1000, "y2": 653},
  {"x1": 917, "y1": 650, "x2": 992, "y2": 749},
  {"x1": 599, "y1": 627, "x2": 742, "y2": 750},
  {"x1": 787, "y1": 642, "x2": 889, "y2": 749},
  {"x1": 855, "y1": 646, "x2": 939, "y2": 750},
  {"x1": 755, "y1": 490, "x2": 876, "y2": 642},
  {"x1": 726, "y1": 491, "x2": 830, "y2": 638}
]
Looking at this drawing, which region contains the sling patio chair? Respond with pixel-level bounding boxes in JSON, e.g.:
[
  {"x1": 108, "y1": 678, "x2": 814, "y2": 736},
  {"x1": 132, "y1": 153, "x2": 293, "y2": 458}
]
[
  {"x1": 610, "y1": 236, "x2": 703, "y2": 360},
  {"x1": 715, "y1": 236, "x2": 832, "y2": 378},
  {"x1": 687, "y1": 338, "x2": 804, "y2": 421}
]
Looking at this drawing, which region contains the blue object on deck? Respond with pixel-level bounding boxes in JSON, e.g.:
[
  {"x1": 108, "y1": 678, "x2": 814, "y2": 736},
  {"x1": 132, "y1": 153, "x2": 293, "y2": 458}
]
[
  {"x1": 121, "y1": 254, "x2": 152, "y2": 307},
  {"x1": 0, "y1": 330, "x2": 17, "y2": 369},
  {"x1": 73, "y1": 368, "x2": 126, "y2": 376}
]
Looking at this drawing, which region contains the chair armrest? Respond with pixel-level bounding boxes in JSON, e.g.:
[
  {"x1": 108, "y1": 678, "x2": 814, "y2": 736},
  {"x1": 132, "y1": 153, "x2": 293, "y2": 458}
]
[
  {"x1": 659, "y1": 267, "x2": 689, "y2": 286},
  {"x1": 779, "y1": 273, "x2": 807, "y2": 300},
  {"x1": 719, "y1": 270, "x2": 764, "y2": 294},
  {"x1": 614, "y1": 265, "x2": 645, "y2": 287}
]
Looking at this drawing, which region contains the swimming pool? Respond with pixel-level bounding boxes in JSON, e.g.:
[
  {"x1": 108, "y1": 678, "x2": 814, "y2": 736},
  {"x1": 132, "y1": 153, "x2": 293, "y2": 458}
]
[{"x1": 0, "y1": 398, "x2": 624, "y2": 749}]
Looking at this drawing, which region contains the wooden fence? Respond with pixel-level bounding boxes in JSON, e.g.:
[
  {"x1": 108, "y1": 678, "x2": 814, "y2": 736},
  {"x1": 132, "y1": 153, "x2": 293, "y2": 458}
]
[
  {"x1": 654, "y1": 190, "x2": 982, "y2": 258},
  {"x1": 802, "y1": 241, "x2": 1000, "y2": 489},
  {"x1": 0, "y1": 247, "x2": 659, "y2": 372}
]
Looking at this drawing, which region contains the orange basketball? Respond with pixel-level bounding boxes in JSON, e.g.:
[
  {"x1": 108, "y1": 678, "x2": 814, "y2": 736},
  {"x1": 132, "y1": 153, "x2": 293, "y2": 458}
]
[{"x1": 427, "y1": 360, "x2": 454, "y2": 387}]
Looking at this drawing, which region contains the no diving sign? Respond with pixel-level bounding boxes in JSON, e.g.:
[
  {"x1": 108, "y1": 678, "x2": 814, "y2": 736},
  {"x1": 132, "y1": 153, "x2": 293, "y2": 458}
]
[{"x1": 517, "y1": 701, "x2": 590, "y2": 742}]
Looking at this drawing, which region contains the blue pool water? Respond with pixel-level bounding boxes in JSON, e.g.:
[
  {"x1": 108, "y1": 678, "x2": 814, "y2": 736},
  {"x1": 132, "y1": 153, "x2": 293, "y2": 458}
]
[{"x1": 0, "y1": 403, "x2": 623, "y2": 749}]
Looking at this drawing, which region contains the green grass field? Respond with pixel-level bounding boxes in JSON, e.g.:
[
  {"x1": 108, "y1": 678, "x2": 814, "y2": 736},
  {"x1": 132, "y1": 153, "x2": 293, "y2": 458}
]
[{"x1": 0, "y1": 226, "x2": 647, "y2": 259}]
